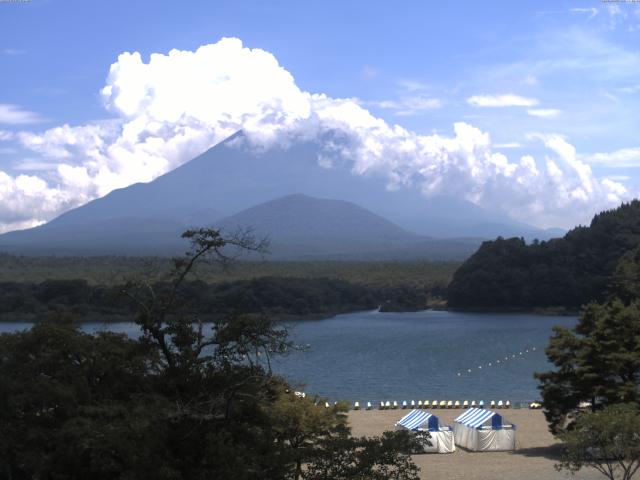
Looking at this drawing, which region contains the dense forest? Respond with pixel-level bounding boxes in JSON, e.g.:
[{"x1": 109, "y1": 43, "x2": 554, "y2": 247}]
[
  {"x1": 0, "y1": 256, "x2": 454, "y2": 321},
  {"x1": 448, "y1": 200, "x2": 640, "y2": 309},
  {"x1": 0, "y1": 276, "x2": 434, "y2": 322}
]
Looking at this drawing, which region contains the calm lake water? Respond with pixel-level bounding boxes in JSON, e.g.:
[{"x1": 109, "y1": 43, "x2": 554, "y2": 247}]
[{"x1": 0, "y1": 310, "x2": 576, "y2": 403}]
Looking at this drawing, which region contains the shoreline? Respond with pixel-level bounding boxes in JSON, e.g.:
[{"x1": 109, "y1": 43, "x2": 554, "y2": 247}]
[{"x1": 0, "y1": 305, "x2": 580, "y2": 324}]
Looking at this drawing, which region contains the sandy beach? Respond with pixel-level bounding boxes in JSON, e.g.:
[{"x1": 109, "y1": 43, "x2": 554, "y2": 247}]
[{"x1": 348, "y1": 408, "x2": 602, "y2": 480}]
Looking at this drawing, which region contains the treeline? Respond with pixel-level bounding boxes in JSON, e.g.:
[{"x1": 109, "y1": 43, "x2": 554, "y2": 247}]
[
  {"x1": 0, "y1": 276, "x2": 433, "y2": 322},
  {"x1": 448, "y1": 200, "x2": 640, "y2": 309}
]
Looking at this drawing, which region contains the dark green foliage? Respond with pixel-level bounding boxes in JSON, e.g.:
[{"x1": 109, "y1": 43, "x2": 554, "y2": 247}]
[
  {"x1": 0, "y1": 276, "x2": 436, "y2": 322},
  {"x1": 536, "y1": 298, "x2": 640, "y2": 434},
  {"x1": 556, "y1": 404, "x2": 640, "y2": 480},
  {"x1": 448, "y1": 200, "x2": 640, "y2": 309},
  {"x1": 0, "y1": 277, "x2": 372, "y2": 321},
  {"x1": 0, "y1": 228, "x2": 421, "y2": 479},
  {"x1": 609, "y1": 245, "x2": 640, "y2": 304},
  {"x1": 0, "y1": 317, "x2": 296, "y2": 480},
  {"x1": 303, "y1": 430, "x2": 421, "y2": 480},
  {"x1": 0, "y1": 321, "x2": 166, "y2": 479}
]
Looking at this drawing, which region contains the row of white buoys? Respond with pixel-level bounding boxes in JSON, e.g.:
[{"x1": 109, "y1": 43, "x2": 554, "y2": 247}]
[
  {"x1": 371, "y1": 399, "x2": 514, "y2": 410},
  {"x1": 456, "y1": 347, "x2": 538, "y2": 377},
  {"x1": 349, "y1": 399, "x2": 545, "y2": 410}
]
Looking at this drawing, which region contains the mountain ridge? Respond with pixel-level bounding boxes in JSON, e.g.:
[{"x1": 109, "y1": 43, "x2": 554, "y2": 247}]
[{"x1": 0, "y1": 132, "x2": 563, "y2": 258}]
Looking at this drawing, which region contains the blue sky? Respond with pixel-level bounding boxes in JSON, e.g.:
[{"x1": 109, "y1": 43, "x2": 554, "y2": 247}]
[{"x1": 1, "y1": 0, "x2": 640, "y2": 232}]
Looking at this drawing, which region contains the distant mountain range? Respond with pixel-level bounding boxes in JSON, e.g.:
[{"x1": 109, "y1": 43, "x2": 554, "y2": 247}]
[{"x1": 0, "y1": 132, "x2": 564, "y2": 259}]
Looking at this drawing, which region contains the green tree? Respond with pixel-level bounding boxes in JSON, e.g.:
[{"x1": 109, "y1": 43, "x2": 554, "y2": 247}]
[
  {"x1": 0, "y1": 320, "x2": 162, "y2": 480},
  {"x1": 556, "y1": 404, "x2": 640, "y2": 480},
  {"x1": 536, "y1": 299, "x2": 640, "y2": 433},
  {"x1": 609, "y1": 246, "x2": 640, "y2": 304},
  {"x1": 268, "y1": 392, "x2": 349, "y2": 480}
]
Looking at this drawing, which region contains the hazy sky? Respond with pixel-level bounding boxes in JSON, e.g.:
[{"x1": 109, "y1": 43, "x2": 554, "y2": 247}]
[{"x1": 1, "y1": 0, "x2": 640, "y2": 232}]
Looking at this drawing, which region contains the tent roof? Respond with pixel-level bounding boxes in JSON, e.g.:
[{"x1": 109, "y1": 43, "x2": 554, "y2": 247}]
[
  {"x1": 396, "y1": 409, "x2": 435, "y2": 430},
  {"x1": 455, "y1": 408, "x2": 502, "y2": 428}
]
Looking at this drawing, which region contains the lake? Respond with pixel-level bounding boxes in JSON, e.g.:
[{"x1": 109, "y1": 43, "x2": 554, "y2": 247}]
[{"x1": 0, "y1": 309, "x2": 576, "y2": 403}]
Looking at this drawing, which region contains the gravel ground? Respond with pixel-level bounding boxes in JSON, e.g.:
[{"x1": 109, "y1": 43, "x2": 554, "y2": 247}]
[{"x1": 348, "y1": 408, "x2": 603, "y2": 480}]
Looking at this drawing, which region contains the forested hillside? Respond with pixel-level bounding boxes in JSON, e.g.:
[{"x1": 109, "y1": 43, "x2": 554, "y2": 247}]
[{"x1": 447, "y1": 200, "x2": 640, "y2": 309}]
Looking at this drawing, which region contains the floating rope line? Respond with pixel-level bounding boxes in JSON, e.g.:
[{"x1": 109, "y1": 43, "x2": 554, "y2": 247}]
[{"x1": 456, "y1": 347, "x2": 538, "y2": 377}]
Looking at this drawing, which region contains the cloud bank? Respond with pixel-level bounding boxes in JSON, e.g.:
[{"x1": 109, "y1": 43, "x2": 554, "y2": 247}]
[{"x1": 0, "y1": 37, "x2": 632, "y2": 232}]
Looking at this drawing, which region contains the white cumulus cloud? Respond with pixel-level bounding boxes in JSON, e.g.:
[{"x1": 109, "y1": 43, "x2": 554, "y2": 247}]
[{"x1": 0, "y1": 37, "x2": 633, "y2": 232}]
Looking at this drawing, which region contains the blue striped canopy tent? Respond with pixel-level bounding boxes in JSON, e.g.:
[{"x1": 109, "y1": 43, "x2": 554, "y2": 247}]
[
  {"x1": 395, "y1": 410, "x2": 455, "y2": 453},
  {"x1": 453, "y1": 408, "x2": 516, "y2": 451},
  {"x1": 396, "y1": 409, "x2": 439, "y2": 431}
]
